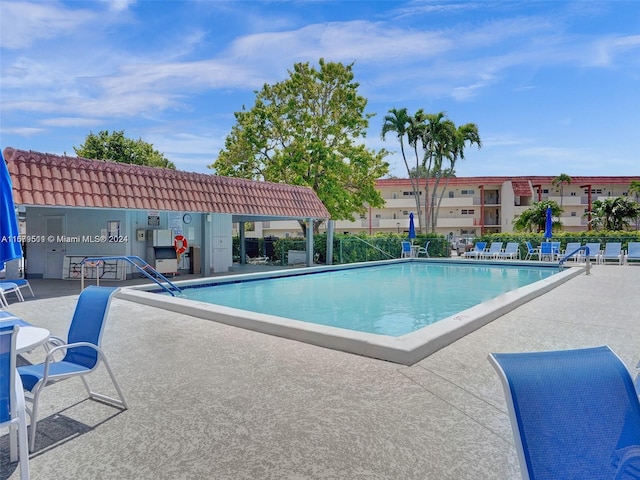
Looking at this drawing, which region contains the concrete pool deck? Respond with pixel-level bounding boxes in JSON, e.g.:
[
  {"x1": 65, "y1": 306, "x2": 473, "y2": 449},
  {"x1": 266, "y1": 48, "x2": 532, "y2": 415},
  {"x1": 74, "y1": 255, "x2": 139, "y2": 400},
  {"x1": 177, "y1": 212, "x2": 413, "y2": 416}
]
[{"x1": 2, "y1": 263, "x2": 640, "y2": 479}]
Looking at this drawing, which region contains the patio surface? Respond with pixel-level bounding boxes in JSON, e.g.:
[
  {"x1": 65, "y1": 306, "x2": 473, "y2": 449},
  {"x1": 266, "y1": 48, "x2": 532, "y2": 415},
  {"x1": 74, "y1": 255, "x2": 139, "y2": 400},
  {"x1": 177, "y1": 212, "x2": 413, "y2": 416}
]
[{"x1": 2, "y1": 263, "x2": 640, "y2": 479}]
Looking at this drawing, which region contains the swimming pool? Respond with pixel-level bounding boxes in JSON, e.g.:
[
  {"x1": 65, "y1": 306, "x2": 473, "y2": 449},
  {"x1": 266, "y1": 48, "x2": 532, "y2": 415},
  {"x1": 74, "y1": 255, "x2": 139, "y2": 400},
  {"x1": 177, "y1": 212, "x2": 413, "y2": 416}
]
[
  {"x1": 119, "y1": 259, "x2": 584, "y2": 365},
  {"x1": 168, "y1": 263, "x2": 556, "y2": 336}
]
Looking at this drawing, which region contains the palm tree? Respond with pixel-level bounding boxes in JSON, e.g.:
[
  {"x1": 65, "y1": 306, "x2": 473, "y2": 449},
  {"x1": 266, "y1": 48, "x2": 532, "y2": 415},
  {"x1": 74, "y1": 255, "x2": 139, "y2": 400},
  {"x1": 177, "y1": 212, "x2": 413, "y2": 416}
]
[
  {"x1": 552, "y1": 173, "x2": 572, "y2": 210},
  {"x1": 434, "y1": 122, "x2": 481, "y2": 229},
  {"x1": 381, "y1": 108, "x2": 423, "y2": 231},
  {"x1": 419, "y1": 111, "x2": 449, "y2": 232},
  {"x1": 587, "y1": 197, "x2": 640, "y2": 231}
]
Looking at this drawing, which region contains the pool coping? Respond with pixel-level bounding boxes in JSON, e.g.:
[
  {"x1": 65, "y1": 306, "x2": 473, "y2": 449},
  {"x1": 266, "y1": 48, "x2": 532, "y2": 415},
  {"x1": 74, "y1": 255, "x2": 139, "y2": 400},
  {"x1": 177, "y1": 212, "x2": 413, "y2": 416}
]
[{"x1": 117, "y1": 259, "x2": 585, "y2": 365}]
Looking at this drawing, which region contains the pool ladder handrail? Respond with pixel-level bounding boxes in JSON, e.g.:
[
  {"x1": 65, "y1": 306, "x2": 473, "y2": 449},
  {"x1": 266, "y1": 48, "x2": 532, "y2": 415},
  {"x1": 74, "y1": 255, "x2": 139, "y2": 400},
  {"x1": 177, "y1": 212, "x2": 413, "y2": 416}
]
[
  {"x1": 80, "y1": 256, "x2": 182, "y2": 295},
  {"x1": 348, "y1": 236, "x2": 396, "y2": 259},
  {"x1": 558, "y1": 246, "x2": 591, "y2": 275}
]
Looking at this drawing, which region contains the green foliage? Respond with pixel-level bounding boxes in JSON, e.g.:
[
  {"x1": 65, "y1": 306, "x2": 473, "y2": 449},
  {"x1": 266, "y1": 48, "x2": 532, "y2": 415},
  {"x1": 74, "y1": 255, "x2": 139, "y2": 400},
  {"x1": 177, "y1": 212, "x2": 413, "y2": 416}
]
[
  {"x1": 210, "y1": 59, "x2": 389, "y2": 231},
  {"x1": 74, "y1": 130, "x2": 175, "y2": 169},
  {"x1": 380, "y1": 108, "x2": 480, "y2": 233},
  {"x1": 586, "y1": 197, "x2": 640, "y2": 231},
  {"x1": 513, "y1": 200, "x2": 562, "y2": 233},
  {"x1": 233, "y1": 232, "x2": 449, "y2": 265}
]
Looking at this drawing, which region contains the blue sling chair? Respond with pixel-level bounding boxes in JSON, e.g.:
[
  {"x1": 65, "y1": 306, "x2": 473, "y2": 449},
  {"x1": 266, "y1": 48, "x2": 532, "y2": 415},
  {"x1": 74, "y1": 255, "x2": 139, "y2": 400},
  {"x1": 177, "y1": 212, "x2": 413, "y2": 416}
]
[
  {"x1": 18, "y1": 286, "x2": 128, "y2": 451},
  {"x1": 489, "y1": 346, "x2": 640, "y2": 479},
  {"x1": 1, "y1": 325, "x2": 30, "y2": 479}
]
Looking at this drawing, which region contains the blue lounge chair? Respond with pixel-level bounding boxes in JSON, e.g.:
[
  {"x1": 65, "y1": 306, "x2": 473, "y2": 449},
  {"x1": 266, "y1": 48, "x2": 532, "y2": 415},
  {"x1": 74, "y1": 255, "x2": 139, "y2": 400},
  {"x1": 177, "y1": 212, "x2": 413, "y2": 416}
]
[
  {"x1": 626, "y1": 242, "x2": 640, "y2": 264},
  {"x1": 0, "y1": 282, "x2": 24, "y2": 309},
  {"x1": 600, "y1": 242, "x2": 624, "y2": 265},
  {"x1": 18, "y1": 286, "x2": 128, "y2": 451},
  {"x1": 539, "y1": 242, "x2": 557, "y2": 262},
  {"x1": 0, "y1": 325, "x2": 30, "y2": 479},
  {"x1": 489, "y1": 346, "x2": 640, "y2": 480},
  {"x1": 524, "y1": 241, "x2": 539, "y2": 261},
  {"x1": 400, "y1": 241, "x2": 412, "y2": 258},
  {"x1": 1, "y1": 278, "x2": 34, "y2": 298},
  {"x1": 463, "y1": 241, "x2": 487, "y2": 259},
  {"x1": 583, "y1": 242, "x2": 602, "y2": 264},
  {"x1": 496, "y1": 242, "x2": 519, "y2": 260},
  {"x1": 481, "y1": 242, "x2": 504, "y2": 259},
  {"x1": 561, "y1": 242, "x2": 582, "y2": 263}
]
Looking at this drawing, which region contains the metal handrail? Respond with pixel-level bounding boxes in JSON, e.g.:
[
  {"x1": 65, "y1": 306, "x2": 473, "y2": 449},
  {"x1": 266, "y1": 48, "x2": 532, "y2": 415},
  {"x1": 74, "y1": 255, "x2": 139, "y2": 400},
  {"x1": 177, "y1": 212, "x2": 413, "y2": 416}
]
[
  {"x1": 80, "y1": 256, "x2": 182, "y2": 295},
  {"x1": 558, "y1": 246, "x2": 591, "y2": 275},
  {"x1": 349, "y1": 236, "x2": 396, "y2": 259}
]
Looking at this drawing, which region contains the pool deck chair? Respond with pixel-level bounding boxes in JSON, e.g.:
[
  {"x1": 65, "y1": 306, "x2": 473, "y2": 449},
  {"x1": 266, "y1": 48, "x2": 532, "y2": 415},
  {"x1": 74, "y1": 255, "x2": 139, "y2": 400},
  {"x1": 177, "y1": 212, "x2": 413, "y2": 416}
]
[
  {"x1": 463, "y1": 241, "x2": 487, "y2": 259},
  {"x1": 481, "y1": 242, "x2": 504, "y2": 260},
  {"x1": 18, "y1": 285, "x2": 128, "y2": 451},
  {"x1": 600, "y1": 242, "x2": 624, "y2": 265},
  {"x1": 524, "y1": 242, "x2": 539, "y2": 261},
  {"x1": 583, "y1": 242, "x2": 602, "y2": 264},
  {"x1": 0, "y1": 282, "x2": 24, "y2": 309},
  {"x1": 2, "y1": 279, "x2": 34, "y2": 298},
  {"x1": 400, "y1": 241, "x2": 412, "y2": 258},
  {"x1": 489, "y1": 346, "x2": 640, "y2": 480},
  {"x1": 626, "y1": 242, "x2": 640, "y2": 264},
  {"x1": 416, "y1": 241, "x2": 430, "y2": 258},
  {"x1": 539, "y1": 242, "x2": 557, "y2": 262},
  {"x1": 561, "y1": 242, "x2": 582, "y2": 263},
  {"x1": 1, "y1": 325, "x2": 30, "y2": 479},
  {"x1": 496, "y1": 242, "x2": 519, "y2": 260}
]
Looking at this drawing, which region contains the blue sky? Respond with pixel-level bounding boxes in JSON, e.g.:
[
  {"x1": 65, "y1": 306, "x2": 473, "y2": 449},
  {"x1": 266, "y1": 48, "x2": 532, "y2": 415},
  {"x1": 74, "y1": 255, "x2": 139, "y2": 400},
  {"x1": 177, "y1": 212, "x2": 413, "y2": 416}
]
[{"x1": 1, "y1": 1, "x2": 639, "y2": 178}]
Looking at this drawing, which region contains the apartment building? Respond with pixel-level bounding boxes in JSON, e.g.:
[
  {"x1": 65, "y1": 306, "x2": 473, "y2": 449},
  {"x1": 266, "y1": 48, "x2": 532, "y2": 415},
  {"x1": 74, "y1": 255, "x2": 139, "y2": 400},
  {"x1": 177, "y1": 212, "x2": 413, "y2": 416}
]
[{"x1": 242, "y1": 176, "x2": 639, "y2": 239}]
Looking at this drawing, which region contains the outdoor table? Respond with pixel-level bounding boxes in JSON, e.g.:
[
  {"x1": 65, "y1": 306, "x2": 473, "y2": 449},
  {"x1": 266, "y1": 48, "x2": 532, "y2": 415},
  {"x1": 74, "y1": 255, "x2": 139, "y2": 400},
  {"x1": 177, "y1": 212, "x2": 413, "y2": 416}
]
[{"x1": 0, "y1": 312, "x2": 51, "y2": 353}]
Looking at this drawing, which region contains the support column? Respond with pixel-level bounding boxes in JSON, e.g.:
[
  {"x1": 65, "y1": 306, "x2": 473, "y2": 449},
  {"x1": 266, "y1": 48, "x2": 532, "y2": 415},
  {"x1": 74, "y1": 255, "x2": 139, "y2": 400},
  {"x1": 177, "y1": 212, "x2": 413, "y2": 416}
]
[
  {"x1": 239, "y1": 222, "x2": 246, "y2": 264},
  {"x1": 326, "y1": 220, "x2": 334, "y2": 265},
  {"x1": 306, "y1": 218, "x2": 314, "y2": 266}
]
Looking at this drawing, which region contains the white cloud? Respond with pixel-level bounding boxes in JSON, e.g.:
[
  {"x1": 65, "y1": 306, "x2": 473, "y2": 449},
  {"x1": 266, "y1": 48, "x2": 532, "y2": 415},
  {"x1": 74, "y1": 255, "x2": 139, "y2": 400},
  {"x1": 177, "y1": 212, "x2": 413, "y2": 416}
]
[{"x1": 0, "y1": 1, "x2": 95, "y2": 49}]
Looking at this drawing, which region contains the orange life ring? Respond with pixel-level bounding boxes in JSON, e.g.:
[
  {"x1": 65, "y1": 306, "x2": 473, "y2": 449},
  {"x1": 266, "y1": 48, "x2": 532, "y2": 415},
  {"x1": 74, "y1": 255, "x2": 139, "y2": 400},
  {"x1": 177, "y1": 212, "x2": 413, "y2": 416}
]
[{"x1": 174, "y1": 235, "x2": 188, "y2": 255}]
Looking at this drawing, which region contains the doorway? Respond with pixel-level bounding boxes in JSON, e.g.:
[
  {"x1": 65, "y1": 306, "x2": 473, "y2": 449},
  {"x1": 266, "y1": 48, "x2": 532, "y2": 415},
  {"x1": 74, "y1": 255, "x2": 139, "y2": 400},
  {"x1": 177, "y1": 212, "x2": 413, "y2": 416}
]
[{"x1": 44, "y1": 215, "x2": 65, "y2": 279}]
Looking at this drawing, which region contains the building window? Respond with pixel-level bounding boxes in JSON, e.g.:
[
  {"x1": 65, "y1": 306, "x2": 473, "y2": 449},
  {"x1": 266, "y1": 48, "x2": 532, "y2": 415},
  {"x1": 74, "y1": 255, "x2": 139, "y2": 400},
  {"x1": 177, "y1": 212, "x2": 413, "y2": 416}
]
[
  {"x1": 542, "y1": 189, "x2": 549, "y2": 194},
  {"x1": 461, "y1": 189, "x2": 474, "y2": 195},
  {"x1": 403, "y1": 191, "x2": 421, "y2": 196},
  {"x1": 570, "y1": 192, "x2": 576, "y2": 196},
  {"x1": 460, "y1": 209, "x2": 475, "y2": 215},
  {"x1": 571, "y1": 211, "x2": 577, "y2": 217},
  {"x1": 448, "y1": 191, "x2": 454, "y2": 198},
  {"x1": 375, "y1": 214, "x2": 382, "y2": 219},
  {"x1": 359, "y1": 214, "x2": 366, "y2": 219}
]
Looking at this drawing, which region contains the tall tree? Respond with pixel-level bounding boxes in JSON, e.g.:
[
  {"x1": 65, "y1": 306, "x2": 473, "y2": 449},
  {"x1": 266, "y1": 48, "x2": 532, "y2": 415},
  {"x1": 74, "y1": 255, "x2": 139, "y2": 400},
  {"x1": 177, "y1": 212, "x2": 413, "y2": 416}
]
[
  {"x1": 74, "y1": 130, "x2": 175, "y2": 169},
  {"x1": 433, "y1": 122, "x2": 481, "y2": 231},
  {"x1": 381, "y1": 108, "x2": 423, "y2": 231},
  {"x1": 552, "y1": 173, "x2": 572, "y2": 210},
  {"x1": 210, "y1": 59, "x2": 389, "y2": 234}
]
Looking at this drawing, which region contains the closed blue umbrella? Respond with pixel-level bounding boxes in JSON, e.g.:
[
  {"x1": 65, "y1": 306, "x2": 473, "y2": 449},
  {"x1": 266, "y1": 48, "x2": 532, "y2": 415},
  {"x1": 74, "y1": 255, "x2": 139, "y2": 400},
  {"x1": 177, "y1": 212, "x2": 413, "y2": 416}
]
[
  {"x1": 0, "y1": 151, "x2": 23, "y2": 269},
  {"x1": 408, "y1": 212, "x2": 416, "y2": 241},
  {"x1": 544, "y1": 207, "x2": 553, "y2": 240}
]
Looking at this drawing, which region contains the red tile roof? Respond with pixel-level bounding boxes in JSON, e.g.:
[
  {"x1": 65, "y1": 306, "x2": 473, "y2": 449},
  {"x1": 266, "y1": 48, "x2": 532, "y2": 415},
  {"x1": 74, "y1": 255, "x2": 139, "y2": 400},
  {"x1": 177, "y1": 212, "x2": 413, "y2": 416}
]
[
  {"x1": 3, "y1": 148, "x2": 330, "y2": 220},
  {"x1": 377, "y1": 175, "x2": 639, "y2": 189},
  {"x1": 511, "y1": 180, "x2": 532, "y2": 197}
]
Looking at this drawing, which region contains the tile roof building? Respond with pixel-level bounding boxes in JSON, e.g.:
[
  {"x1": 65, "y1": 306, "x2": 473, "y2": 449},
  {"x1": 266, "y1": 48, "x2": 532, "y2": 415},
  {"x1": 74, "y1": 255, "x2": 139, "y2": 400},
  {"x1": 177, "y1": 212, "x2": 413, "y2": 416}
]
[
  {"x1": 251, "y1": 175, "x2": 640, "y2": 239},
  {"x1": 3, "y1": 147, "x2": 329, "y2": 221},
  {"x1": 3, "y1": 147, "x2": 329, "y2": 278}
]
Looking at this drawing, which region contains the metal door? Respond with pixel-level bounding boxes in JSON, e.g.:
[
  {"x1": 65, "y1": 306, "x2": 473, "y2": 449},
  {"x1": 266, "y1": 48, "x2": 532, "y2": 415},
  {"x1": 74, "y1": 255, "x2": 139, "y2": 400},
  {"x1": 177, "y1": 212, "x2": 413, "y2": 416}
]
[{"x1": 44, "y1": 215, "x2": 65, "y2": 279}]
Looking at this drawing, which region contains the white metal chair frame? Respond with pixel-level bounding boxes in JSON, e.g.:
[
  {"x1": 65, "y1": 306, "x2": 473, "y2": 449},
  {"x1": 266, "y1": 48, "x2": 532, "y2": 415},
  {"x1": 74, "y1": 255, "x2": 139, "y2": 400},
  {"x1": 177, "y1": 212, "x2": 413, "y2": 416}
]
[{"x1": 18, "y1": 286, "x2": 128, "y2": 452}]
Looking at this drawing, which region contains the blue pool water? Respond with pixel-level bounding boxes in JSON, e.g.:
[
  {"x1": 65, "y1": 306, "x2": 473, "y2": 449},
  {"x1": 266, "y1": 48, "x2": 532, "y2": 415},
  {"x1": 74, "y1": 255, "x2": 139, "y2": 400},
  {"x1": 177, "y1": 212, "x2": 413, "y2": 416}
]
[{"x1": 170, "y1": 262, "x2": 557, "y2": 337}]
